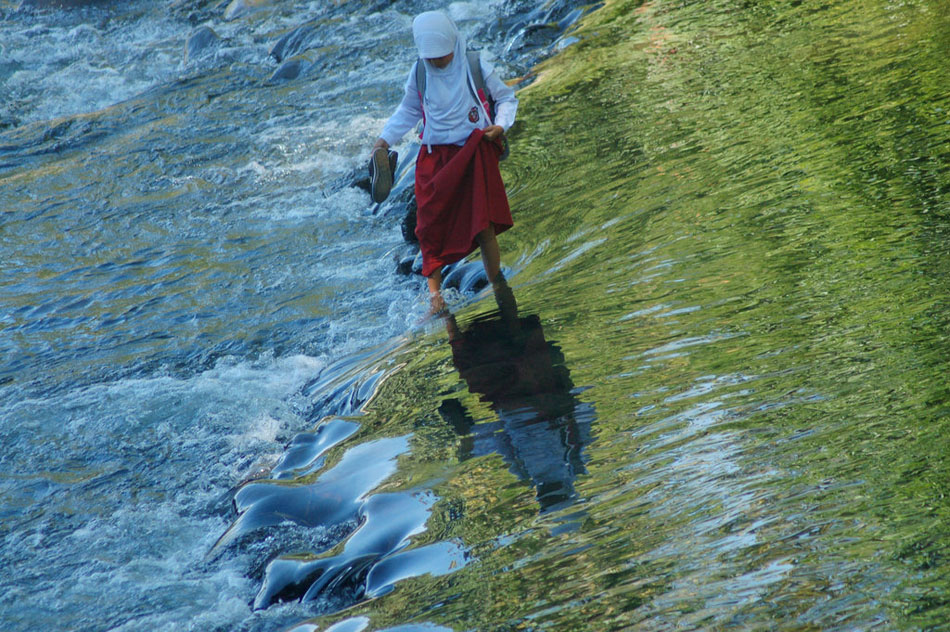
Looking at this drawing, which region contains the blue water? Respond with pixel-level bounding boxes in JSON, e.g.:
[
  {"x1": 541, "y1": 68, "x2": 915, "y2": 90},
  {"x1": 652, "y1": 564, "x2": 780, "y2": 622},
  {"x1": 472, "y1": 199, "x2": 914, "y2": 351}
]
[{"x1": 0, "y1": 1, "x2": 591, "y2": 630}]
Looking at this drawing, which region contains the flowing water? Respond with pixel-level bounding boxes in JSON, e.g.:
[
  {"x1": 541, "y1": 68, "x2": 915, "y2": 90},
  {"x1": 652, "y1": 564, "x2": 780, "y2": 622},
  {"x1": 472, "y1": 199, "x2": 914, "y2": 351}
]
[{"x1": 2, "y1": 0, "x2": 948, "y2": 630}]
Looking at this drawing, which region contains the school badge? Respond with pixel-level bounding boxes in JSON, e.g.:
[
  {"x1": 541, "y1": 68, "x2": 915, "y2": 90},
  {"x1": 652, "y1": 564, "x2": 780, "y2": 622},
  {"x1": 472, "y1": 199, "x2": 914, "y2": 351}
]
[{"x1": 468, "y1": 106, "x2": 479, "y2": 123}]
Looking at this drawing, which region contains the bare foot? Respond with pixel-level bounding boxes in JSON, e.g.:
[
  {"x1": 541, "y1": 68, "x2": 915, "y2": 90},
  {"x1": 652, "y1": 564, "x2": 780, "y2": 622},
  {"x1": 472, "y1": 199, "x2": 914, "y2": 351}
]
[{"x1": 429, "y1": 291, "x2": 446, "y2": 315}]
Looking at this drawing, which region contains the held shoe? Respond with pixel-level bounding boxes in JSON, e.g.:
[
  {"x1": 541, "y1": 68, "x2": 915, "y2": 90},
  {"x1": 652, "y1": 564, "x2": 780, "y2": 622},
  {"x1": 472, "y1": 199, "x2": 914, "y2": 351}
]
[{"x1": 369, "y1": 148, "x2": 398, "y2": 204}]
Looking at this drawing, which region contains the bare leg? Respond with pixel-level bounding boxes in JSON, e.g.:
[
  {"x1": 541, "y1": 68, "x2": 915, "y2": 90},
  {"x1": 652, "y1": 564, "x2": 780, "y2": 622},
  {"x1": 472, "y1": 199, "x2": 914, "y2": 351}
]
[{"x1": 475, "y1": 226, "x2": 501, "y2": 284}]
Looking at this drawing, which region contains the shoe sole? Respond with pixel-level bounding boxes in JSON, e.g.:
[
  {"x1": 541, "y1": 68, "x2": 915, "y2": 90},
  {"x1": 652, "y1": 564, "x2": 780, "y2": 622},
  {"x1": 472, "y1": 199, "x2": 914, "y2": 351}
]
[{"x1": 369, "y1": 148, "x2": 394, "y2": 203}]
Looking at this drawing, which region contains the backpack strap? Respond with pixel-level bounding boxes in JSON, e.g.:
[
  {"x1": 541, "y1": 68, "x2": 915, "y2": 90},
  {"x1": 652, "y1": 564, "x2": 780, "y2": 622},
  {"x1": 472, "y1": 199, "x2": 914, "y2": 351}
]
[
  {"x1": 414, "y1": 59, "x2": 426, "y2": 99},
  {"x1": 466, "y1": 50, "x2": 485, "y2": 94},
  {"x1": 466, "y1": 50, "x2": 496, "y2": 123},
  {"x1": 414, "y1": 60, "x2": 427, "y2": 131}
]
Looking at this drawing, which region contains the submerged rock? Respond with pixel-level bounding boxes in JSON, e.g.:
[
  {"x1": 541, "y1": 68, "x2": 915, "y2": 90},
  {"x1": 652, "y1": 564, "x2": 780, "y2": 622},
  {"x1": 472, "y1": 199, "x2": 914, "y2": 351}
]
[
  {"x1": 184, "y1": 25, "x2": 219, "y2": 63},
  {"x1": 211, "y1": 437, "x2": 409, "y2": 555},
  {"x1": 0, "y1": 115, "x2": 18, "y2": 132},
  {"x1": 254, "y1": 492, "x2": 435, "y2": 610},
  {"x1": 270, "y1": 419, "x2": 361, "y2": 480}
]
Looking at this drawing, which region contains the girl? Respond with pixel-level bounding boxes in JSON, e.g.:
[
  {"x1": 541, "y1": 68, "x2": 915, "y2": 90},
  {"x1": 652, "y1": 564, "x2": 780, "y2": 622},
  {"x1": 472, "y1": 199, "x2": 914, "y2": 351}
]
[{"x1": 371, "y1": 10, "x2": 518, "y2": 312}]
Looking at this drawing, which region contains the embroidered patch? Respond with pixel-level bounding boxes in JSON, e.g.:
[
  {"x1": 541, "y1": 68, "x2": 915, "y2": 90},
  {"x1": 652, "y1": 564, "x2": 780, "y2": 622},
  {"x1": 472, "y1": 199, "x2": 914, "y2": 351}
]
[{"x1": 468, "y1": 106, "x2": 479, "y2": 123}]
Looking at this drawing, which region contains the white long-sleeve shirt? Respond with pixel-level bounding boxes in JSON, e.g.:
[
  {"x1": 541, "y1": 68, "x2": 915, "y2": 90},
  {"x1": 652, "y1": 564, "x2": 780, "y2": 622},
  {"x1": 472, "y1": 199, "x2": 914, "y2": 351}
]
[{"x1": 380, "y1": 55, "x2": 518, "y2": 148}]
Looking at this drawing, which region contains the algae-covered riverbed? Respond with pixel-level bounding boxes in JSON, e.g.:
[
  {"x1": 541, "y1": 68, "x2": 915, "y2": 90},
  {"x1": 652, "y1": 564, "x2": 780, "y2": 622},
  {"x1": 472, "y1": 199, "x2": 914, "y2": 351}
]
[{"x1": 295, "y1": 1, "x2": 949, "y2": 629}]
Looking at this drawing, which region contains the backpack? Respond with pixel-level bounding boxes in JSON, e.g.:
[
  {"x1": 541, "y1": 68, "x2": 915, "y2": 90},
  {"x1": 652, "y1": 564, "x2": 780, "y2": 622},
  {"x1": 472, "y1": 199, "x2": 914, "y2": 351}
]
[{"x1": 414, "y1": 51, "x2": 509, "y2": 160}]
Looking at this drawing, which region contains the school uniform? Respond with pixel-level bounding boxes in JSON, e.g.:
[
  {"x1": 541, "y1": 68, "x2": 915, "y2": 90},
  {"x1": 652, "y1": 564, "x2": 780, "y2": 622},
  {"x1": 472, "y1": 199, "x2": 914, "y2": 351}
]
[{"x1": 379, "y1": 13, "x2": 518, "y2": 278}]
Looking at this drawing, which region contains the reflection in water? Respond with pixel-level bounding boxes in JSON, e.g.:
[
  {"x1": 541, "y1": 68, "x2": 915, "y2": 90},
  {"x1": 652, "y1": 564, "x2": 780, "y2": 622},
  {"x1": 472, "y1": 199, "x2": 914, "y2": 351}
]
[{"x1": 440, "y1": 282, "x2": 595, "y2": 513}]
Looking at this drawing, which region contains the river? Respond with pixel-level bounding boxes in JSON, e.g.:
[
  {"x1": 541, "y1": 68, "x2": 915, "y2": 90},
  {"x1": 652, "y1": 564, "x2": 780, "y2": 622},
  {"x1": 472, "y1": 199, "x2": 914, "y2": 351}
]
[{"x1": 1, "y1": 0, "x2": 948, "y2": 630}]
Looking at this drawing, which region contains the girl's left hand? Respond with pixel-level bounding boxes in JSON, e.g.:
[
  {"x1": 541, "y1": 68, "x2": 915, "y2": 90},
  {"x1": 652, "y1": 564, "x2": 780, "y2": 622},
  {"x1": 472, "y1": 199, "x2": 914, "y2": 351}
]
[{"x1": 483, "y1": 125, "x2": 504, "y2": 141}]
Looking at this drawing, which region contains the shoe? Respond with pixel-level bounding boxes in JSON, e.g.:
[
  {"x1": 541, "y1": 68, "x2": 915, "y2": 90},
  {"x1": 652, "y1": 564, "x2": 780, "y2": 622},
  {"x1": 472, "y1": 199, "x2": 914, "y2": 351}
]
[
  {"x1": 369, "y1": 148, "x2": 398, "y2": 203},
  {"x1": 389, "y1": 149, "x2": 398, "y2": 177}
]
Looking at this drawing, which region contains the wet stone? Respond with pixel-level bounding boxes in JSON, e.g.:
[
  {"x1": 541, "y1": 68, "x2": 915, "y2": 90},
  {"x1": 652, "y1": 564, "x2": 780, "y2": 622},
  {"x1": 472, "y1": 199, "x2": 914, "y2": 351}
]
[
  {"x1": 400, "y1": 201, "x2": 418, "y2": 244},
  {"x1": 396, "y1": 254, "x2": 416, "y2": 277},
  {"x1": 509, "y1": 23, "x2": 563, "y2": 53},
  {"x1": 18, "y1": 0, "x2": 111, "y2": 7},
  {"x1": 223, "y1": 0, "x2": 270, "y2": 21},
  {"x1": 442, "y1": 261, "x2": 489, "y2": 293},
  {"x1": 184, "y1": 25, "x2": 219, "y2": 63},
  {"x1": 266, "y1": 54, "x2": 311, "y2": 84},
  {"x1": 254, "y1": 492, "x2": 434, "y2": 610},
  {"x1": 329, "y1": 163, "x2": 371, "y2": 195},
  {"x1": 269, "y1": 23, "x2": 319, "y2": 63},
  {"x1": 270, "y1": 418, "x2": 360, "y2": 480}
]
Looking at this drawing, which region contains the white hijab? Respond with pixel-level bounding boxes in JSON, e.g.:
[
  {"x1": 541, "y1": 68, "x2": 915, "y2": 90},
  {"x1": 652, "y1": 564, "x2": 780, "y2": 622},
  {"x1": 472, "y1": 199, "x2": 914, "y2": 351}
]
[{"x1": 412, "y1": 11, "x2": 488, "y2": 149}]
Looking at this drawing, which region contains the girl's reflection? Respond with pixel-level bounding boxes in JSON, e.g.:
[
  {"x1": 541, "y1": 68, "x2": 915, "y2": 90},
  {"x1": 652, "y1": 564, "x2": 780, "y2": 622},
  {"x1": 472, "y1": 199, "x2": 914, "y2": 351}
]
[{"x1": 439, "y1": 281, "x2": 595, "y2": 513}]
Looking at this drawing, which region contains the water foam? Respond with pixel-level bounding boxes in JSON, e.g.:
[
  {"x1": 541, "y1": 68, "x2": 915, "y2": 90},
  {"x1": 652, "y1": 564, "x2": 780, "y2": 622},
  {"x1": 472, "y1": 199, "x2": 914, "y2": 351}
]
[
  {"x1": 1, "y1": 8, "x2": 183, "y2": 124},
  {"x1": 0, "y1": 350, "x2": 338, "y2": 631}
]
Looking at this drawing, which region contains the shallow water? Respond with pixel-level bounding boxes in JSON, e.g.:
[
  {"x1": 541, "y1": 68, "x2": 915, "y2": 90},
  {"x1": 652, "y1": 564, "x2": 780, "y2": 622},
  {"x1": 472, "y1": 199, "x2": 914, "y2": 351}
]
[{"x1": 2, "y1": 0, "x2": 949, "y2": 631}]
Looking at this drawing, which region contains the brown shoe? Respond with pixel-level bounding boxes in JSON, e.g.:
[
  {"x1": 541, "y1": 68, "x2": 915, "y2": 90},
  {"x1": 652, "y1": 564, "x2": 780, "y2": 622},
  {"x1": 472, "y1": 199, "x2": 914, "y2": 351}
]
[{"x1": 369, "y1": 148, "x2": 397, "y2": 203}]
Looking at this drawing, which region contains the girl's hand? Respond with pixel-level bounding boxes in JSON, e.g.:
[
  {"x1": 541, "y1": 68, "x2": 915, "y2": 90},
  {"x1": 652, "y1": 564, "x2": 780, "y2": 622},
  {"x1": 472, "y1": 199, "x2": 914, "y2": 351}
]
[
  {"x1": 483, "y1": 125, "x2": 504, "y2": 141},
  {"x1": 371, "y1": 138, "x2": 389, "y2": 155}
]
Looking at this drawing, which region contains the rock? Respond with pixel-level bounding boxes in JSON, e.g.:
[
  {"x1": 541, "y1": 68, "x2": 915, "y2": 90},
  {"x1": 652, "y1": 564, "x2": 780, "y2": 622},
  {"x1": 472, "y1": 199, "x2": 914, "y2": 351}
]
[
  {"x1": 266, "y1": 55, "x2": 310, "y2": 83},
  {"x1": 348, "y1": 166, "x2": 372, "y2": 194},
  {"x1": 184, "y1": 25, "x2": 219, "y2": 63},
  {"x1": 400, "y1": 199, "x2": 417, "y2": 244},
  {"x1": 19, "y1": 0, "x2": 110, "y2": 7},
  {"x1": 442, "y1": 261, "x2": 488, "y2": 293},
  {"x1": 396, "y1": 254, "x2": 416, "y2": 276},
  {"x1": 269, "y1": 23, "x2": 319, "y2": 63},
  {"x1": 169, "y1": 0, "x2": 228, "y2": 25},
  {"x1": 508, "y1": 22, "x2": 562, "y2": 54},
  {"x1": 223, "y1": 0, "x2": 269, "y2": 21},
  {"x1": 0, "y1": 48, "x2": 23, "y2": 86},
  {"x1": 394, "y1": 242, "x2": 420, "y2": 276}
]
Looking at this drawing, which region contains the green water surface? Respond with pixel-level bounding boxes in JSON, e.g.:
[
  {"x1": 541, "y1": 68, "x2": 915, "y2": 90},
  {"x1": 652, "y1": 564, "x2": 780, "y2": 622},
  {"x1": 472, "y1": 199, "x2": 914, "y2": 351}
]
[{"x1": 299, "y1": 1, "x2": 950, "y2": 629}]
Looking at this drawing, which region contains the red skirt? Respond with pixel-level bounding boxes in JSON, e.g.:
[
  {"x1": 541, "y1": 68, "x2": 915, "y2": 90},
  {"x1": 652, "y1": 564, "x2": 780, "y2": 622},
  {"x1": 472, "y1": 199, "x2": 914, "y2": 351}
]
[{"x1": 414, "y1": 128, "x2": 513, "y2": 277}]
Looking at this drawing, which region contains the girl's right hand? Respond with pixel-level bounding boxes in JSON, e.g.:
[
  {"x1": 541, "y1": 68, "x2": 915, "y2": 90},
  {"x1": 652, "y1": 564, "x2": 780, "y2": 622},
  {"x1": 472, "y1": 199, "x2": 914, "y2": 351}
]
[
  {"x1": 372, "y1": 138, "x2": 389, "y2": 155},
  {"x1": 482, "y1": 125, "x2": 504, "y2": 141}
]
